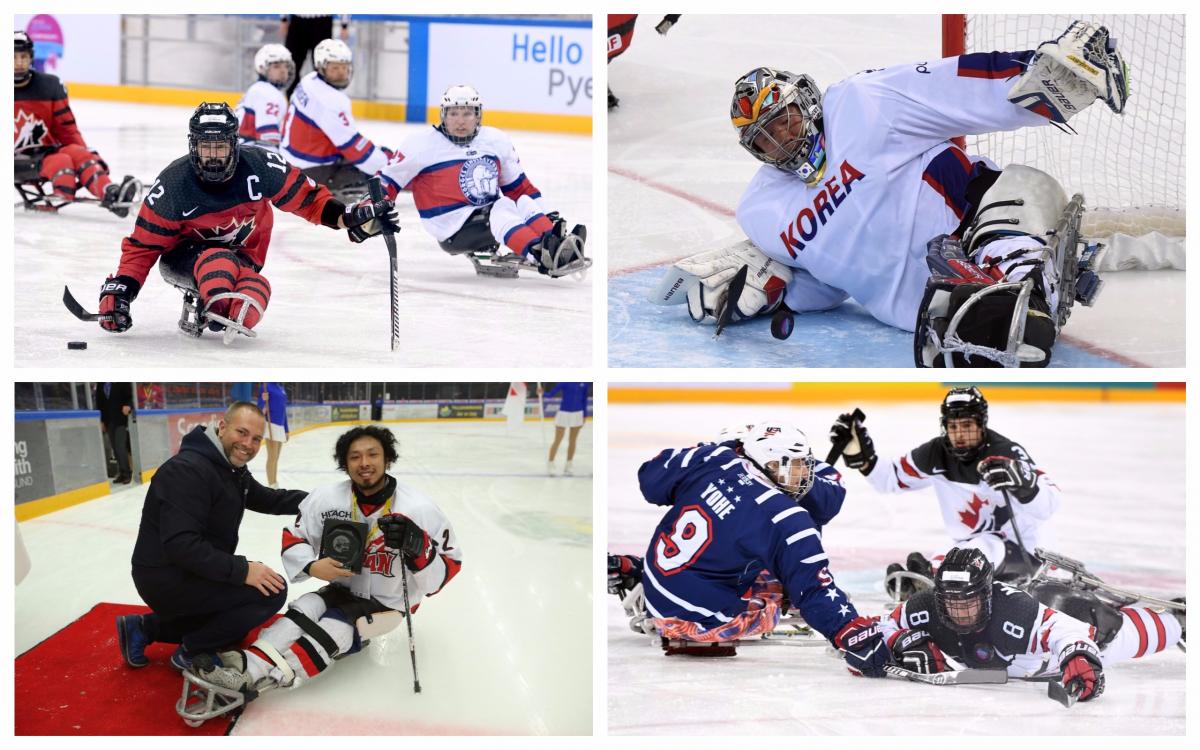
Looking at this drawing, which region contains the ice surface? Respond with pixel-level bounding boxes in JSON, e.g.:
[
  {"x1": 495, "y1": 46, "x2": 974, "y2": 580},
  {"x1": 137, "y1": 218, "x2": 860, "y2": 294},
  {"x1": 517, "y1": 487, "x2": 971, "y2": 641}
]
[
  {"x1": 608, "y1": 399, "x2": 1184, "y2": 735},
  {"x1": 607, "y1": 15, "x2": 1184, "y2": 367},
  {"x1": 16, "y1": 420, "x2": 592, "y2": 735},
  {"x1": 14, "y1": 100, "x2": 593, "y2": 367}
]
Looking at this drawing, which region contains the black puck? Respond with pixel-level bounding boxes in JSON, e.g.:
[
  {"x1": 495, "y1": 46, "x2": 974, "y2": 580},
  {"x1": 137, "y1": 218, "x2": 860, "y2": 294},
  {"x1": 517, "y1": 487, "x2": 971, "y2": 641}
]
[
  {"x1": 67, "y1": 341, "x2": 88, "y2": 350},
  {"x1": 770, "y1": 309, "x2": 795, "y2": 340}
]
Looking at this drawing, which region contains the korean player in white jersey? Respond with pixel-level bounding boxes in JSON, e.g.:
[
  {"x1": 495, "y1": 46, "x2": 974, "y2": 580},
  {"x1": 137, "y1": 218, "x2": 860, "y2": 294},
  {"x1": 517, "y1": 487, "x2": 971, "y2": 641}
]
[{"x1": 236, "y1": 44, "x2": 294, "y2": 152}]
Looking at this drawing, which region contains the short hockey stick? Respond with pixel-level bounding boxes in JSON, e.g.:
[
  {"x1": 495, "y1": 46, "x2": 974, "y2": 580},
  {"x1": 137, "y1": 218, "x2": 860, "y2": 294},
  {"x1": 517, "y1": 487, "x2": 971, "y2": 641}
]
[
  {"x1": 882, "y1": 664, "x2": 1009, "y2": 686},
  {"x1": 63, "y1": 285, "x2": 112, "y2": 322},
  {"x1": 367, "y1": 176, "x2": 400, "y2": 352},
  {"x1": 400, "y1": 566, "x2": 421, "y2": 693},
  {"x1": 713, "y1": 264, "x2": 748, "y2": 339}
]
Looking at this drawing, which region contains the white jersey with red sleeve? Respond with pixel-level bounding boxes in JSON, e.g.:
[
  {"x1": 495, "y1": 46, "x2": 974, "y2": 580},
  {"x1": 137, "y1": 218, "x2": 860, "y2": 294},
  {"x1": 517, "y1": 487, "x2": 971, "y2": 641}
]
[
  {"x1": 279, "y1": 477, "x2": 463, "y2": 613},
  {"x1": 236, "y1": 80, "x2": 288, "y2": 146},
  {"x1": 280, "y1": 71, "x2": 390, "y2": 175},
  {"x1": 378, "y1": 124, "x2": 545, "y2": 242}
]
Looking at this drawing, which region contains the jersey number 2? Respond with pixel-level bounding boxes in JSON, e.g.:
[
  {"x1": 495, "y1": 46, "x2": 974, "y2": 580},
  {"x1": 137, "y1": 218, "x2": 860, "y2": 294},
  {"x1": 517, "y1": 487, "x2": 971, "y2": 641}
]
[{"x1": 653, "y1": 504, "x2": 713, "y2": 576}]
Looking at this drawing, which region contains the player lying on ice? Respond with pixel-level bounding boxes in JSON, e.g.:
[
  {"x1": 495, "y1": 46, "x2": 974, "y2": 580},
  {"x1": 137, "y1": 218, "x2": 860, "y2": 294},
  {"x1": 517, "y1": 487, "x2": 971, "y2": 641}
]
[
  {"x1": 658, "y1": 20, "x2": 1123, "y2": 367},
  {"x1": 377, "y1": 84, "x2": 592, "y2": 279},
  {"x1": 13, "y1": 30, "x2": 140, "y2": 216},
  {"x1": 882, "y1": 546, "x2": 1184, "y2": 705},
  {"x1": 93, "y1": 102, "x2": 398, "y2": 343},
  {"x1": 607, "y1": 423, "x2": 893, "y2": 678},
  {"x1": 178, "y1": 425, "x2": 462, "y2": 725},
  {"x1": 235, "y1": 44, "x2": 295, "y2": 154}
]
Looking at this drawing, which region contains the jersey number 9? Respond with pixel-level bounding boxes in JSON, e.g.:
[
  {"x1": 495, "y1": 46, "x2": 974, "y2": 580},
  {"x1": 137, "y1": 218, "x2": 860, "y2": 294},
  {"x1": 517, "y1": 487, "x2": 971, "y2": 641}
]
[{"x1": 653, "y1": 505, "x2": 713, "y2": 576}]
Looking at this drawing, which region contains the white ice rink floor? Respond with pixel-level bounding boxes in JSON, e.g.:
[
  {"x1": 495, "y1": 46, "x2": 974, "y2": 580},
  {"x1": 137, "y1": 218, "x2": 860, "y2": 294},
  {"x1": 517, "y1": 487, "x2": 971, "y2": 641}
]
[
  {"x1": 14, "y1": 100, "x2": 593, "y2": 367},
  {"x1": 607, "y1": 15, "x2": 1185, "y2": 367},
  {"x1": 16, "y1": 420, "x2": 592, "y2": 735},
  {"x1": 607, "y1": 400, "x2": 1185, "y2": 735}
]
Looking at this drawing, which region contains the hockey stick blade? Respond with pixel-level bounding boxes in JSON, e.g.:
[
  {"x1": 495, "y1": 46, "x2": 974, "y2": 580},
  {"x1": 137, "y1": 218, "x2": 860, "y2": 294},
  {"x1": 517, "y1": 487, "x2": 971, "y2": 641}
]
[
  {"x1": 825, "y1": 407, "x2": 866, "y2": 464},
  {"x1": 713, "y1": 264, "x2": 748, "y2": 339},
  {"x1": 63, "y1": 286, "x2": 112, "y2": 322},
  {"x1": 1047, "y1": 679, "x2": 1079, "y2": 708},
  {"x1": 883, "y1": 665, "x2": 1009, "y2": 686},
  {"x1": 367, "y1": 176, "x2": 401, "y2": 352}
]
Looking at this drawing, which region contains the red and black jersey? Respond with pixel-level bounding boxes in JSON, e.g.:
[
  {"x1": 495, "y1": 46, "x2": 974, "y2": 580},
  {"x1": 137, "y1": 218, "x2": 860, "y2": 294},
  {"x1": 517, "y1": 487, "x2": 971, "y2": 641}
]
[
  {"x1": 608, "y1": 14, "x2": 638, "y2": 61},
  {"x1": 14, "y1": 70, "x2": 85, "y2": 152},
  {"x1": 117, "y1": 146, "x2": 340, "y2": 286}
]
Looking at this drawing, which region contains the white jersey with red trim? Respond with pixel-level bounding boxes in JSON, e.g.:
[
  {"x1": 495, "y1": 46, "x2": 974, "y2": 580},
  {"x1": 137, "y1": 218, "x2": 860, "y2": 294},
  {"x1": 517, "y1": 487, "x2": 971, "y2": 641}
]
[
  {"x1": 378, "y1": 124, "x2": 544, "y2": 242},
  {"x1": 280, "y1": 477, "x2": 462, "y2": 612},
  {"x1": 280, "y1": 71, "x2": 389, "y2": 174},
  {"x1": 736, "y1": 50, "x2": 1054, "y2": 330},
  {"x1": 236, "y1": 80, "x2": 288, "y2": 146},
  {"x1": 866, "y1": 429, "x2": 1059, "y2": 562}
]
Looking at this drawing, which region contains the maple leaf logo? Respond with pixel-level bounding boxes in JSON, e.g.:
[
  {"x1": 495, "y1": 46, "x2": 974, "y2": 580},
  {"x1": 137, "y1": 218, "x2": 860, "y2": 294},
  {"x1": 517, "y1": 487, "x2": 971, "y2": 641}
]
[
  {"x1": 194, "y1": 216, "x2": 255, "y2": 246},
  {"x1": 14, "y1": 110, "x2": 48, "y2": 151},
  {"x1": 957, "y1": 493, "x2": 989, "y2": 530}
]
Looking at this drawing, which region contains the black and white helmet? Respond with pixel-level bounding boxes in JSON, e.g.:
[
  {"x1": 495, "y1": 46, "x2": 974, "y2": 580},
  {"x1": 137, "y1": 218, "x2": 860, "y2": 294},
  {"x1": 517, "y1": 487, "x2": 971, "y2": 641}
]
[
  {"x1": 14, "y1": 30, "x2": 34, "y2": 84},
  {"x1": 940, "y1": 386, "x2": 988, "y2": 461},
  {"x1": 439, "y1": 84, "x2": 483, "y2": 145},
  {"x1": 187, "y1": 102, "x2": 240, "y2": 183},
  {"x1": 740, "y1": 422, "x2": 816, "y2": 498},
  {"x1": 254, "y1": 43, "x2": 295, "y2": 91},
  {"x1": 934, "y1": 547, "x2": 994, "y2": 634},
  {"x1": 314, "y1": 38, "x2": 353, "y2": 89}
]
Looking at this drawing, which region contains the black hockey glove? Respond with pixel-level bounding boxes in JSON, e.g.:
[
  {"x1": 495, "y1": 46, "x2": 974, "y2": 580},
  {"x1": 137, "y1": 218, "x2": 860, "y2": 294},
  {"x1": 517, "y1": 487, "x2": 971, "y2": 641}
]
[
  {"x1": 607, "y1": 554, "x2": 644, "y2": 597},
  {"x1": 829, "y1": 411, "x2": 877, "y2": 474},
  {"x1": 98, "y1": 274, "x2": 140, "y2": 332},
  {"x1": 890, "y1": 628, "x2": 949, "y2": 674},
  {"x1": 977, "y1": 455, "x2": 1038, "y2": 499},
  {"x1": 833, "y1": 615, "x2": 892, "y2": 678},
  {"x1": 345, "y1": 197, "x2": 399, "y2": 243},
  {"x1": 1058, "y1": 641, "x2": 1105, "y2": 702},
  {"x1": 378, "y1": 513, "x2": 436, "y2": 571}
]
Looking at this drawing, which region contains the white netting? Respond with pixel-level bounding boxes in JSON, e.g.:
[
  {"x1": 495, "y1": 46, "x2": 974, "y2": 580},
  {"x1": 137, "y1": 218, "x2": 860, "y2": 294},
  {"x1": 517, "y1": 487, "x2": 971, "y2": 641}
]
[{"x1": 957, "y1": 15, "x2": 1185, "y2": 259}]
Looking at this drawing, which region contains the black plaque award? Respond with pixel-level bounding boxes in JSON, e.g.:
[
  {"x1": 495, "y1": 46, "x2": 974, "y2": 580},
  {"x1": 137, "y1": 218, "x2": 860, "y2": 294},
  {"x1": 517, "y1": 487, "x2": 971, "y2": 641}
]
[{"x1": 318, "y1": 519, "x2": 370, "y2": 573}]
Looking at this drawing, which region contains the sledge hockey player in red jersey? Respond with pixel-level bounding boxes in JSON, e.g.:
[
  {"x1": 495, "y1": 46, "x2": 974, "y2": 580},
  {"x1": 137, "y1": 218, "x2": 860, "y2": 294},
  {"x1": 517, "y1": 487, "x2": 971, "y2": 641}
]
[
  {"x1": 880, "y1": 547, "x2": 1184, "y2": 703},
  {"x1": 829, "y1": 387, "x2": 1059, "y2": 597},
  {"x1": 379, "y1": 84, "x2": 591, "y2": 279},
  {"x1": 179, "y1": 426, "x2": 462, "y2": 724},
  {"x1": 235, "y1": 44, "x2": 294, "y2": 151},
  {"x1": 279, "y1": 38, "x2": 391, "y2": 202},
  {"x1": 13, "y1": 30, "x2": 139, "y2": 216},
  {"x1": 96, "y1": 102, "x2": 397, "y2": 341}
]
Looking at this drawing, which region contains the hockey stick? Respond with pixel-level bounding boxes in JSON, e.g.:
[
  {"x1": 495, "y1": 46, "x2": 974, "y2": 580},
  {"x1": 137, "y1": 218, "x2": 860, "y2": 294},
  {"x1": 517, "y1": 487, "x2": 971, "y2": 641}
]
[
  {"x1": 400, "y1": 566, "x2": 421, "y2": 693},
  {"x1": 367, "y1": 176, "x2": 400, "y2": 352},
  {"x1": 63, "y1": 285, "x2": 112, "y2": 322},
  {"x1": 713, "y1": 264, "x2": 748, "y2": 339},
  {"x1": 882, "y1": 664, "x2": 1009, "y2": 686},
  {"x1": 825, "y1": 408, "x2": 866, "y2": 465},
  {"x1": 999, "y1": 487, "x2": 1039, "y2": 584}
]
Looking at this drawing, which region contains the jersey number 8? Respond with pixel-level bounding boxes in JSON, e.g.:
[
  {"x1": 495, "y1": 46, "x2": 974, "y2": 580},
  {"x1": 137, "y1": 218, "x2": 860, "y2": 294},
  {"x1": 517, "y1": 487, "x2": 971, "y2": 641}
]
[{"x1": 653, "y1": 505, "x2": 713, "y2": 576}]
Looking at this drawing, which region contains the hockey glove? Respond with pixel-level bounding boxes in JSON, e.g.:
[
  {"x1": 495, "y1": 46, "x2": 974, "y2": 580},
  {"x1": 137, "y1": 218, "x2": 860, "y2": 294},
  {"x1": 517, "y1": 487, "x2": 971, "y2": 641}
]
[
  {"x1": 1007, "y1": 21, "x2": 1129, "y2": 122},
  {"x1": 607, "y1": 554, "x2": 644, "y2": 597},
  {"x1": 890, "y1": 628, "x2": 949, "y2": 674},
  {"x1": 977, "y1": 455, "x2": 1038, "y2": 499},
  {"x1": 663, "y1": 240, "x2": 792, "y2": 325},
  {"x1": 345, "y1": 197, "x2": 399, "y2": 243},
  {"x1": 1058, "y1": 640, "x2": 1105, "y2": 702},
  {"x1": 833, "y1": 615, "x2": 891, "y2": 678},
  {"x1": 378, "y1": 513, "x2": 436, "y2": 571},
  {"x1": 98, "y1": 274, "x2": 140, "y2": 332},
  {"x1": 830, "y1": 411, "x2": 876, "y2": 473}
]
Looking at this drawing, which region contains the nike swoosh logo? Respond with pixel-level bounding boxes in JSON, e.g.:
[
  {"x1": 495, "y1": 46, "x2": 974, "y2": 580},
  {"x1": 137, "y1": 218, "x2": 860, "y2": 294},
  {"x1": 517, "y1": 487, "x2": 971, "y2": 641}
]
[{"x1": 182, "y1": 207, "x2": 199, "y2": 217}]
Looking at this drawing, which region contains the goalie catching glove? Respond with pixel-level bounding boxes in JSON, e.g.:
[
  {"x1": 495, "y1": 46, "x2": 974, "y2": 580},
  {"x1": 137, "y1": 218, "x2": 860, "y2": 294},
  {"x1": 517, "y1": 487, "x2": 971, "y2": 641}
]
[
  {"x1": 668, "y1": 240, "x2": 792, "y2": 325},
  {"x1": 1007, "y1": 20, "x2": 1129, "y2": 123}
]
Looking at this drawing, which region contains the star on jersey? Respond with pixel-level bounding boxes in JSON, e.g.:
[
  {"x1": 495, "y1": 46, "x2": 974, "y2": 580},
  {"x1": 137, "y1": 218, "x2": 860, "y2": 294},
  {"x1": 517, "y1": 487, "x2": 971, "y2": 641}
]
[
  {"x1": 195, "y1": 216, "x2": 256, "y2": 246},
  {"x1": 824, "y1": 587, "x2": 841, "y2": 601},
  {"x1": 838, "y1": 604, "x2": 851, "y2": 617}
]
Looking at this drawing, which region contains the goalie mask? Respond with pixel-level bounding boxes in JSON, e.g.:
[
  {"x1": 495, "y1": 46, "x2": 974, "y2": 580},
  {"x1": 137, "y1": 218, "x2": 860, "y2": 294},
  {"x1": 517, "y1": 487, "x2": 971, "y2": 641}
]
[
  {"x1": 188, "y1": 102, "x2": 240, "y2": 184},
  {"x1": 731, "y1": 67, "x2": 826, "y2": 185},
  {"x1": 934, "y1": 547, "x2": 994, "y2": 634},
  {"x1": 740, "y1": 423, "x2": 816, "y2": 498},
  {"x1": 254, "y1": 43, "x2": 295, "y2": 91}
]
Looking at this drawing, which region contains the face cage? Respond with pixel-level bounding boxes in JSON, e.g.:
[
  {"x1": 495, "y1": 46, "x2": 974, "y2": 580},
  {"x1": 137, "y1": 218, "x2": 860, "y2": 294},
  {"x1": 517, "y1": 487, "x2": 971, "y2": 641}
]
[
  {"x1": 941, "y1": 417, "x2": 985, "y2": 461},
  {"x1": 261, "y1": 59, "x2": 296, "y2": 91},
  {"x1": 440, "y1": 105, "x2": 481, "y2": 145},
  {"x1": 736, "y1": 77, "x2": 825, "y2": 183},
  {"x1": 766, "y1": 453, "x2": 816, "y2": 498},
  {"x1": 189, "y1": 134, "x2": 239, "y2": 183},
  {"x1": 935, "y1": 588, "x2": 992, "y2": 634},
  {"x1": 319, "y1": 62, "x2": 353, "y2": 89}
]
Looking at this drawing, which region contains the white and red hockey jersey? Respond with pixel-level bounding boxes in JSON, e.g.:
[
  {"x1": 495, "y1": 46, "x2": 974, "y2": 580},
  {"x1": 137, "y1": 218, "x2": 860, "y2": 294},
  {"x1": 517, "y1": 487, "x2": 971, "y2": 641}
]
[
  {"x1": 236, "y1": 80, "x2": 288, "y2": 146},
  {"x1": 280, "y1": 477, "x2": 463, "y2": 613},
  {"x1": 280, "y1": 71, "x2": 389, "y2": 174},
  {"x1": 378, "y1": 125, "x2": 543, "y2": 242}
]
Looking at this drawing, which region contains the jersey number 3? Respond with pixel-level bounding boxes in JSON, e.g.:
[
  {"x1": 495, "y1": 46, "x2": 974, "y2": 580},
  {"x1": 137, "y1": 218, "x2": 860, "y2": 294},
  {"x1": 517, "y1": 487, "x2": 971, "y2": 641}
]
[{"x1": 653, "y1": 504, "x2": 713, "y2": 576}]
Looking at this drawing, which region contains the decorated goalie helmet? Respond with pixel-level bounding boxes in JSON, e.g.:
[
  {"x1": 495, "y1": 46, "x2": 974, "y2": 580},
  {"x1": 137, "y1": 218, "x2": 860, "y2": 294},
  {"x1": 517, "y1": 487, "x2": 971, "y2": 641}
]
[
  {"x1": 934, "y1": 547, "x2": 994, "y2": 634},
  {"x1": 740, "y1": 422, "x2": 816, "y2": 498},
  {"x1": 731, "y1": 67, "x2": 826, "y2": 184},
  {"x1": 187, "y1": 102, "x2": 240, "y2": 183},
  {"x1": 14, "y1": 30, "x2": 34, "y2": 84},
  {"x1": 254, "y1": 43, "x2": 295, "y2": 90},
  {"x1": 939, "y1": 387, "x2": 988, "y2": 461},
  {"x1": 439, "y1": 84, "x2": 483, "y2": 145},
  {"x1": 314, "y1": 38, "x2": 353, "y2": 89}
]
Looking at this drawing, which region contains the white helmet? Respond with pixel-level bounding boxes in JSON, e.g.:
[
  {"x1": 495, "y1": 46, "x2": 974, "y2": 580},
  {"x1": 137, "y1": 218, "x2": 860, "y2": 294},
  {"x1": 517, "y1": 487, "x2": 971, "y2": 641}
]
[
  {"x1": 717, "y1": 423, "x2": 755, "y2": 442},
  {"x1": 254, "y1": 44, "x2": 295, "y2": 91},
  {"x1": 740, "y1": 423, "x2": 816, "y2": 497},
  {"x1": 439, "y1": 84, "x2": 482, "y2": 144},
  {"x1": 314, "y1": 38, "x2": 353, "y2": 89}
]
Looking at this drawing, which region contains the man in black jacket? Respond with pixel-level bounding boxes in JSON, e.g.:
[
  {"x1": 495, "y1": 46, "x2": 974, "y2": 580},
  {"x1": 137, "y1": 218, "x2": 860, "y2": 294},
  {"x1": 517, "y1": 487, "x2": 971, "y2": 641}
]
[
  {"x1": 95, "y1": 382, "x2": 134, "y2": 483},
  {"x1": 116, "y1": 401, "x2": 307, "y2": 670}
]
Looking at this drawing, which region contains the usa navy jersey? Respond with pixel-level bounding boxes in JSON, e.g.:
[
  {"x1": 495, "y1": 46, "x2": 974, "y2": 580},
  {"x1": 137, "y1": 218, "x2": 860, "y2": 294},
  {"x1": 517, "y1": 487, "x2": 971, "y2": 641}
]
[{"x1": 638, "y1": 442, "x2": 857, "y2": 640}]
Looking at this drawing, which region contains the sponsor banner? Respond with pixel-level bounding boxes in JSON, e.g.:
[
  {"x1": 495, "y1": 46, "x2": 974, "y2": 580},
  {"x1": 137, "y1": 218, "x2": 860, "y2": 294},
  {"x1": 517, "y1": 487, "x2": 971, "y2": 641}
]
[
  {"x1": 15, "y1": 14, "x2": 121, "y2": 85},
  {"x1": 387, "y1": 403, "x2": 440, "y2": 419},
  {"x1": 14, "y1": 422, "x2": 55, "y2": 504},
  {"x1": 331, "y1": 405, "x2": 363, "y2": 422},
  {"x1": 426, "y1": 21, "x2": 591, "y2": 116},
  {"x1": 437, "y1": 402, "x2": 484, "y2": 419},
  {"x1": 168, "y1": 410, "x2": 223, "y2": 455}
]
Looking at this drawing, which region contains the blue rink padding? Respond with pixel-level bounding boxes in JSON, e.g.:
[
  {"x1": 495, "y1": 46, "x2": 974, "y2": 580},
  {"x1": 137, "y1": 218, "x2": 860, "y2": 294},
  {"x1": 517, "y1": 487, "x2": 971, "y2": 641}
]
[{"x1": 609, "y1": 267, "x2": 1123, "y2": 368}]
